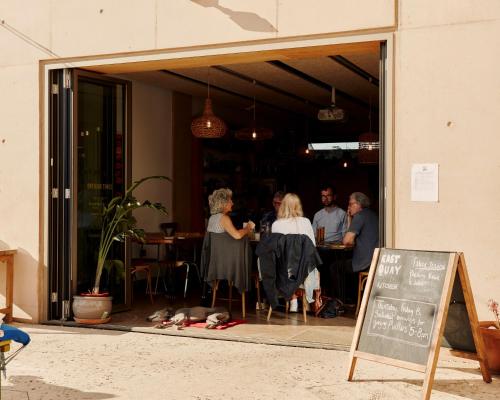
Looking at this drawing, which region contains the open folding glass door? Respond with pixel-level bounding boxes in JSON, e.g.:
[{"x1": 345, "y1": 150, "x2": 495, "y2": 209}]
[{"x1": 48, "y1": 69, "x2": 132, "y2": 320}]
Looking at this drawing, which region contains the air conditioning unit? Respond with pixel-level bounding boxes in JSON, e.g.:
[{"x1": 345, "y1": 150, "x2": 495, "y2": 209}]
[{"x1": 317, "y1": 87, "x2": 346, "y2": 121}]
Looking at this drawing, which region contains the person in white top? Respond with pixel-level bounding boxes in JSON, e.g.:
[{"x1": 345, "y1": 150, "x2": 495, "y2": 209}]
[{"x1": 271, "y1": 193, "x2": 320, "y2": 312}]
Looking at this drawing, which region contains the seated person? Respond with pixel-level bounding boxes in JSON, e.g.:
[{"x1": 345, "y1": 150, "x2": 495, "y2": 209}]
[
  {"x1": 343, "y1": 192, "x2": 379, "y2": 273},
  {"x1": 312, "y1": 185, "x2": 347, "y2": 243},
  {"x1": 207, "y1": 188, "x2": 255, "y2": 238},
  {"x1": 272, "y1": 193, "x2": 320, "y2": 312},
  {"x1": 259, "y1": 190, "x2": 284, "y2": 235}
]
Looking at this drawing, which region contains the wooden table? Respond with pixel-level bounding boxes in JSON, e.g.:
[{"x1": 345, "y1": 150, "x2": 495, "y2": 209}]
[
  {"x1": 0, "y1": 249, "x2": 17, "y2": 323},
  {"x1": 139, "y1": 233, "x2": 204, "y2": 294},
  {"x1": 316, "y1": 242, "x2": 353, "y2": 302}
]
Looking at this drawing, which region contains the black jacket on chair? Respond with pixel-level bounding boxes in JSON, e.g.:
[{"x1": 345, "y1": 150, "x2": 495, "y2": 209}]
[
  {"x1": 255, "y1": 233, "x2": 322, "y2": 309},
  {"x1": 200, "y1": 231, "x2": 252, "y2": 293}
]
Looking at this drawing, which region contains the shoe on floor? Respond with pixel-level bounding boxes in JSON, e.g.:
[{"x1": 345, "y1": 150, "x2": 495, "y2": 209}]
[{"x1": 289, "y1": 298, "x2": 298, "y2": 312}]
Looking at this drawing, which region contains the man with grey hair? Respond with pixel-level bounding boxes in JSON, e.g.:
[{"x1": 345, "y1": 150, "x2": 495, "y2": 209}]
[{"x1": 343, "y1": 192, "x2": 379, "y2": 273}]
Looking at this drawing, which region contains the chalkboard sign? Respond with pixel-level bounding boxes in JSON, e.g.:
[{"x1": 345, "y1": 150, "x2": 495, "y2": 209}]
[
  {"x1": 357, "y1": 249, "x2": 450, "y2": 365},
  {"x1": 347, "y1": 249, "x2": 491, "y2": 400}
]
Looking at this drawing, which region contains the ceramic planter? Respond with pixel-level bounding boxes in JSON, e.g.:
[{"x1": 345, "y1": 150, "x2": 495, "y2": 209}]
[
  {"x1": 479, "y1": 321, "x2": 500, "y2": 375},
  {"x1": 72, "y1": 294, "x2": 113, "y2": 324}
]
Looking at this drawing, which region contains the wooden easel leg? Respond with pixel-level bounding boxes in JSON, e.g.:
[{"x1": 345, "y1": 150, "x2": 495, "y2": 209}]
[
  {"x1": 457, "y1": 254, "x2": 492, "y2": 383},
  {"x1": 347, "y1": 356, "x2": 357, "y2": 381}
]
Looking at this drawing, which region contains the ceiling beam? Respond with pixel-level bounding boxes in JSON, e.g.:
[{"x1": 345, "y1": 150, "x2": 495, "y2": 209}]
[
  {"x1": 213, "y1": 65, "x2": 325, "y2": 108},
  {"x1": 267, "y1": 60, "x2": 374, "y2": 110},
  {"x1": 161, "y1": 70, "x2": 309, "y2": 117},
  {"x1": 329, "y1": 55, "x2": 379, "y2": 86}
]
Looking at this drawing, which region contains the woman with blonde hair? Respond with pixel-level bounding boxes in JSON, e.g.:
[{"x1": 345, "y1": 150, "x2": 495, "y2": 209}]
[
  {"x1": 271, "y1": 193, "x2": 319, "y2": 312},
  {"x1": 272, "y1": 193, "x2": 315, "y2": 244}
]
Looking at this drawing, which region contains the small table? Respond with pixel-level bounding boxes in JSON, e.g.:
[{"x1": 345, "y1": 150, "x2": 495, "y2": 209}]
[
  {"x1": 0, "y1": 249, "x2": 17, "y2": 323},
  {"x1": 316, "y1": 243, "x2": 353, "y2": 302}
]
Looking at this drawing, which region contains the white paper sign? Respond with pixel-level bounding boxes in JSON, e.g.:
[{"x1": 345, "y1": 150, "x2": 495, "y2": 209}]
[{"x1": 411, "y1": 163, "x2": 439, "y2": 202}]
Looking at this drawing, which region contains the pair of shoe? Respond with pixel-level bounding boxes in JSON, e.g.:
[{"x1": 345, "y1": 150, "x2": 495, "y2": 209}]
[{"x1": 289, "y1": 298, "x2": 298, "y2": 312}]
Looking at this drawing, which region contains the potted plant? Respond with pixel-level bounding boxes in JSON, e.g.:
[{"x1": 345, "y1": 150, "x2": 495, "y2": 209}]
[
  {"x1": 72, "y1": 176, "x2": 169, "y2": 324},
  {"x1": 479, "y1": 299, "x2": 500, "y2": 374}
]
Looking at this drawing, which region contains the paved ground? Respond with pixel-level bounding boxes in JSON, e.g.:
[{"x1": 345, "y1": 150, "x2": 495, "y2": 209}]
[{"x1": 1, "y1": 324, "x2": 499, "y2": 400}]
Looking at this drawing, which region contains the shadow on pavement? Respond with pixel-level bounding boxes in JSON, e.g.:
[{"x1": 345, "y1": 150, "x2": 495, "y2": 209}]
[{"x1": 3, "y1": 375, "x2": 116, "y2": 399}]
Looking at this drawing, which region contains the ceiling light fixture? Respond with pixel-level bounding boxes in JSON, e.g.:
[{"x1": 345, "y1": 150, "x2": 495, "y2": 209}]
[
  {"x1": 358, "y1": 95, "x2": 379, "y2": 164},
  {"x1": 235, "y1": 81, "x2": 273, "y2": 141},
  {"x1": 191, "y1": 67, "x2": 227, "y2": 138}
]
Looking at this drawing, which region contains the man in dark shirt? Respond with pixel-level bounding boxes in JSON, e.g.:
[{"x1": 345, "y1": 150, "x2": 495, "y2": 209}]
[
  {"x1": 343, "y1": 192, "x2": 379, "y2": 272},
  {"x1": 260, "y1": 191, "x2": 284, "y2": 234}
]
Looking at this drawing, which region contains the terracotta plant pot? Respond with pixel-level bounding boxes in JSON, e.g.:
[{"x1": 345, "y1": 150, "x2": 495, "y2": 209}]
[
  {"x1": 479, "y1": 321, "x2": 500, "y2": 375},
  {"x1": 72, "y1": 294, "x2": 113, "y2": 324}
]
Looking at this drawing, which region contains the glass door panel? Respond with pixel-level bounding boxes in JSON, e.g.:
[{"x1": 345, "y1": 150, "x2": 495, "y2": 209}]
[{"x1": 74, "y1": 71, "x2": 131, "y2": 310}]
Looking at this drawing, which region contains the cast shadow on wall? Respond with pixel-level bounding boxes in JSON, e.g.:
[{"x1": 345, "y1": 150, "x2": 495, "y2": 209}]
[{"x1": 191, "y1": 0, "x2": 278, "y2": 32}]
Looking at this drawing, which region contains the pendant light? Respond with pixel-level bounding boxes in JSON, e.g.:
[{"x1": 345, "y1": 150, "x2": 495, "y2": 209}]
[
  {"x1": 235, "y1": 81, "x2": 273, "y2": 141},
  {"x1": 358, "y1": 95, "x2": 379, "y2": 164},
  {"x1": 191, "y1": 68, "x2": 227, "y2": 138}
]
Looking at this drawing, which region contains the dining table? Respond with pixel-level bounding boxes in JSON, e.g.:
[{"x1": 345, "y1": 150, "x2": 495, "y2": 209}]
[{"x1": 138, "y1": 232, "x2": 204, "y2": 295}]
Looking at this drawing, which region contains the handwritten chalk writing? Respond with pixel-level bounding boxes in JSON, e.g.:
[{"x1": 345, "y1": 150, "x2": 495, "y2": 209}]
[
  {"x1": 376, "y1": 281, "x2": 399, "y2": 290},
  {"x1": 411, "y1": 257, "x2": 446, "y2": 271},
  {"x1": 378, "y1": 263, "x2": 402, "y2": 276},
  {"x1": 367, "y1": 297, "x2": 436, "y2": 348},
  {"x1": 381, "y1": 254, "x2": 401, "y2": 264}
]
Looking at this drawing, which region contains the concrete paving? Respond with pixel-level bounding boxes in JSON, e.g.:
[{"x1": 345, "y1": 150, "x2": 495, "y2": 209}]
[{"x1": 1, "y1": 324, "x2": 499, "y2": 400}]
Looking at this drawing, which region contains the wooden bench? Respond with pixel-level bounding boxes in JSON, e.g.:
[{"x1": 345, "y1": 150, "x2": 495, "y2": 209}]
[{"x1": 0, "y1": 249, "x2": 16, "y2": 323}]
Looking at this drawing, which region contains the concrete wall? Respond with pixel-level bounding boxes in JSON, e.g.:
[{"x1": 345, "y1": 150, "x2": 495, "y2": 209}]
[
  {"x1": 394, "y1": 1, "x2": 500, "y2": 319},
  {"x1": 1, "y1": 1, "x2": 499, "y2": 322}
]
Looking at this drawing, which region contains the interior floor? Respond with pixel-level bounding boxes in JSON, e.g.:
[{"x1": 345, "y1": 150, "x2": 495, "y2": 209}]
[{"x1": 106, "y1": 282, "x2": 357, "y2": 349}]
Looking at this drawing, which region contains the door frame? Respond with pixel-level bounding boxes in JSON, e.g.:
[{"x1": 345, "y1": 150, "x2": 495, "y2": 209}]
[{"x1": 41, "y1": 32, "x2": 394, "y2": 321}]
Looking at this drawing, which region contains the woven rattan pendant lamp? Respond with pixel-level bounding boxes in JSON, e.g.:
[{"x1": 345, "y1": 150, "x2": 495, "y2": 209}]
[
  {"x1": 235, "y1": 82, "x2": 273, "y2": 141},
  {"x1": 191, "y1": 69, "x2": 227, "y2": 138},
  {"x1": 358, "y1": 96, "x2": 379, "y2": 164}
]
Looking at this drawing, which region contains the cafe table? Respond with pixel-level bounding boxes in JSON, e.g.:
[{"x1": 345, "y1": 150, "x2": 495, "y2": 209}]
[
  {"x1": 314, "y1": 242, "x2": 354, "y2": 303},
  {"x1": 138, "y1": 232, "x2": 204, "y2": 295}
]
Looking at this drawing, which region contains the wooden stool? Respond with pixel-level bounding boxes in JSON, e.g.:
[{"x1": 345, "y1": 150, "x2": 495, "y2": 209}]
[
  {"x1": 131, "y1": 265, "x2": 154, "y2": 304},
  {"x1": 355, "y1": 271, "x2": 369, "y2": 316},
  {"x1": 211, "y1": 280, "x2": 246, "y2": 318}
]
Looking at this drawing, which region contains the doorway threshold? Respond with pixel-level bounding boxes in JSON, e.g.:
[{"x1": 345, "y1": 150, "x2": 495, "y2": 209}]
[{"x1": 43, "y1": 318, "x2": 354, "y2": 351}]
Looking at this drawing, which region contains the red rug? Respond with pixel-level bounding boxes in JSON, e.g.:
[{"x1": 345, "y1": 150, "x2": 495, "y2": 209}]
[{"x1": 185, "y1": 319, "x2": 247, "y2": 330}]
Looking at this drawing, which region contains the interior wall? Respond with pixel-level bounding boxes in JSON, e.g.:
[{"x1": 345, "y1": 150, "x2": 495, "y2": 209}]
[{"x1": 130, "y1": 81, "x2": 173, "y2": 235}]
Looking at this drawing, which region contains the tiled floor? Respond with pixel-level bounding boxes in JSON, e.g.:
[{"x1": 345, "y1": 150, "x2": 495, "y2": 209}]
[{"x1": 100, "y1": 287, "x2": 357, "y2": 350}]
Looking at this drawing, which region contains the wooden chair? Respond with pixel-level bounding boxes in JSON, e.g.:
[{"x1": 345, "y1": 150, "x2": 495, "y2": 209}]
[
  {"x1": 211, "y1": 280, "x2": 247, "y2": 318},
  {"x1": 130, "y1": 264, "x2": 154, "y2": 304},
  {"x1": 355, "y1": 271, "x2": 370, "y2": 316},
  {"x1": 201, "y1": 232, "x2": 252, "y2": 319},
  {"x1": 266, "y1": 289, "x2": 308, "y2": 322}
]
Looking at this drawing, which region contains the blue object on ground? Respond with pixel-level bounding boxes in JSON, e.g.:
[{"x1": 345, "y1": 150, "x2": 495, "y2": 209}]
[{"x1": 0, "y1": 324, "x2": 30, "y2": 346}]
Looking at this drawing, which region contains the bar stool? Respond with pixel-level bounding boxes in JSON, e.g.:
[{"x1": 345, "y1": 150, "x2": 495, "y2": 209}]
[
  {"x1": 131, "y1": 264, "x2": 154, "y2": 304},
  {"x1": 355, "y1": 271, "x2": 369, "y2": 316}
]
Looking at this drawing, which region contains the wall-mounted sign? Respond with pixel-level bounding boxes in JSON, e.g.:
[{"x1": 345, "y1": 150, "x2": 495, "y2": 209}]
[{"x1": 411, "y1": 163, "x2": 439, "y2": 202}]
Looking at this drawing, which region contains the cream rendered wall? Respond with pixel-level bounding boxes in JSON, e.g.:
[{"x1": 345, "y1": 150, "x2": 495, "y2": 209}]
[
  {"x1": 395, "y1": 1, "x2": 500, "y2": 319},
  {"x1": 0, "y1": 1, "x2": 395, "y2": 321}
]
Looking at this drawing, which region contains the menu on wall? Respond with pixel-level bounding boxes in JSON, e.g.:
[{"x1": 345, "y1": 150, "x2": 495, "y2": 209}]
[{"x1": 357, "y1": 249, "x2": 451, "y2": 365}]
